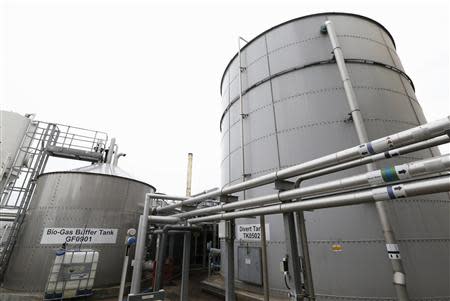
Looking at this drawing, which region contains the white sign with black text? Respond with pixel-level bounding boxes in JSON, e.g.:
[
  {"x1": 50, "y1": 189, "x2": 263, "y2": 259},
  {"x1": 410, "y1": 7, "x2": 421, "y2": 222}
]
[
  {"x1": 40, "y1": 227, "x2": 118, "y2": 245},
  {"x1": 236, "y1": 224, "x2": 270, "y2": 241}
]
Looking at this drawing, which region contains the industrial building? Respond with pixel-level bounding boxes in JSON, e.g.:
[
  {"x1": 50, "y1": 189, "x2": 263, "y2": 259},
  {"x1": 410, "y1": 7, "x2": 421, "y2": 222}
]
[{"x1": 1, "y1": 12, "x2": 449, "y2": 301}]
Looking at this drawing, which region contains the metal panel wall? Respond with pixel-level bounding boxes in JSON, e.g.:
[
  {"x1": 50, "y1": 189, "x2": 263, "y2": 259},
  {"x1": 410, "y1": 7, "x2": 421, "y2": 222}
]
[
  {"x1": 4, "y1": 172, "x2": 155, "y2": 292},
  {"x1": 220, "y1": 13, "x2": 450, "y2": 299}
]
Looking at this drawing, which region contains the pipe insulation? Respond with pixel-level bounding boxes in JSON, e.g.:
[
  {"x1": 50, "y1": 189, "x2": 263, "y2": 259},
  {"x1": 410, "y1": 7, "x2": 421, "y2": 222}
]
[
  {"x1": 177, "y1": 154, "x2": 450, "y2": 219},
  {"x1": 187, "y1": 175, "x2": 450, "y2": 224},
  {"x1": 157, "y1": 117, "x2": 450, "y2": 213}
]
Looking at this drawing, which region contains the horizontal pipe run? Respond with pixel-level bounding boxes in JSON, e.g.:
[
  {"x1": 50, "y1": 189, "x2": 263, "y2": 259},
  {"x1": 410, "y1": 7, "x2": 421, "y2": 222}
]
[
  {"x1": 157, "y1": 117, "x2": 450, "y2": 213},
  {"x1": 147, "y1": 193, "x2": 189, "y2": 201},
  {"x1": 177, "y1": 154, "x2": 450, "y2": 219},
  {"x1": 152, "y1": 226, "x2": 200, "y2": 234},
  {"x1": 188, "y1": 175, "x2": 450, "y2": 223},
  {"x1": 298, "y1": 134, "x2": 450, "y2": 181},
  {"x1": 148, "y1": 216, "x2": 180, "y2": 224}
]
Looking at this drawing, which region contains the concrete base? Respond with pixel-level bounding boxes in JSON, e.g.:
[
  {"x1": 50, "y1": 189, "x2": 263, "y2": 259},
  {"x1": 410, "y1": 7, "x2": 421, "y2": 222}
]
[
  {"x1": 0, "y1": 284, "x2": 124, "y2": 301},
  {"x1": 201, "y1": 274, "x2": 288, "y2": 301}
]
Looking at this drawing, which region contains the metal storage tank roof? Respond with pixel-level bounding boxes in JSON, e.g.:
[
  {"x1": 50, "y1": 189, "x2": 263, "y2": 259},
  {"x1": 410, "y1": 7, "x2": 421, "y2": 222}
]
[
  {"x1": 40, "y1": 163, "x2": 156, "y2": 191},
  {"x1": 220, "y1": 12, "x2": 398, "y2": 95}
]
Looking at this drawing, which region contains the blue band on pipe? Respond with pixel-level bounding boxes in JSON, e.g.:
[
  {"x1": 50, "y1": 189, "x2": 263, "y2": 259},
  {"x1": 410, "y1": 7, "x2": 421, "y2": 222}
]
[
  {"x1": 387, "y1": 186, "x2": 396, "y2": 199},
  {"x1": 367, "y1": 143, "x2": 375, "y2": 155}
]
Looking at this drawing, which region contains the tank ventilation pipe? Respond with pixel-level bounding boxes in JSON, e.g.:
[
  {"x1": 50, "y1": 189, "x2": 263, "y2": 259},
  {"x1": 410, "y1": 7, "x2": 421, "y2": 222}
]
[
  {"x1": 323, "y1": 19, "x2": 409, "y2": 301},
  {"x1": 186, "y1": 153, "x2": 193, "y2": 197},
  {"x1": 113, "y1": 152, "x2": 126, "y2": 166},
  {"x1": 105, "y1": 138, "x2": 116, "y2": 164}
]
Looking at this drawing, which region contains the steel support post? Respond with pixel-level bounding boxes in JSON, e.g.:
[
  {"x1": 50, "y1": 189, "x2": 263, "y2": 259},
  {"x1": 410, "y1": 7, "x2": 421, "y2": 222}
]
[
  {"x1": 224, "y1": 220, "x2": 236, "y2": 301},
  {"x1": 168, "y1": 235, "x2": 175, "y2": 258},
  {"x1": 202, "y1": 228, "x2": 208, "y2": 268},
  {"x1": 294, "y1": 180, "x2": 315, "y2": 300},
  {"x1": 154, "y1": 232, "x2": 168, "y2": 291},
  {"x1": 118, "y1": 245, "x2": 131, "y2": 301},
  {"x1": 283, "y1": 212, "x2": 304, "y2": 300},
  {"x1": 260, "y1": 215, "x2": 270, "y2": 301},
  {"x1": 130, "y1": 199, "x2": 150, "y2": 295},
  {"x1": 181, "y1": 232, "x2": 192, "y2": 301}
]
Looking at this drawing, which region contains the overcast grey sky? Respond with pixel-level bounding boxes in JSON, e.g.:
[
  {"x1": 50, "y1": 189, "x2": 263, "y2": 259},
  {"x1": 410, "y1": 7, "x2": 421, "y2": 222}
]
[{"x1": 1, "y1": 0, "x2": 449, "y2": 196}]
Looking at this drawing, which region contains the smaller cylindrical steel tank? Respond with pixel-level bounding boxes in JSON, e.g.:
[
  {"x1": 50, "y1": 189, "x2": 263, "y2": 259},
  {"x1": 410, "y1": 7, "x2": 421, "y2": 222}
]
[
  {"x1": 4, "y1": 163, "x2": 155, "y2": 292},
  {"x1": 0, "y1": 111, "x2": 34, "y2": 196}
]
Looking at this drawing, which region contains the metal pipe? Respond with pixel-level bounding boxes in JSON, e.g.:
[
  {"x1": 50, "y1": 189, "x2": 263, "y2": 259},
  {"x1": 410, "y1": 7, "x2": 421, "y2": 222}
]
[
  {"x1": 180, "y1": 232, "x2": 191, "y2": 301},
  {"x1": 113, "y1": 152, "x2": 126, "y2": 166},
  {"x1": 118, "y1": 245, "x2": 131, "y2": 301},
  {"x1": 148, "y1": 215, "x2": 180, "y2": 225},
  {"x1": 324, "y1": 19, "x2": 409, "y2": 300},
  {"x1": 146, "y1": 193, "x2": 189, "y2": 201},
  {"x1": 130, "y1": 198, "x2": 150, "y2": 294},
  {"x1": 224, "y1": 220, "x2": 236, "y2": 301},
  {"x1": 294, "y1": 179, "x2": 315, "y2": 300},
  {"x1": 238, "y1": 36, "x2": 248, "y2": 196},
  {"x1": 154, "y1": 231, "x2": 168, "y2": 291},
  {"x1": 153, "y1": 225, "x2": 199, "y2": 292},
  {"x1": 177, "y1": 155, "x2": 450, "y2": 219},
  {"x1": 105, "y1": 137, "x2": 115, "y2": 164},
  {"x1": 259, "y1": 215, "x2": 270, "y2": 301},
  {"x1": 157, "y1": 117, "x2": 450, "y2": 213},
  {"x1": 283, "y1": 211, "x2": 303, "y2": 299},
  {"x1": 298, "y1": 134, "x2": 450, "y2": 181},
  {"x1": 151, "y1": 226, "x2": 201, "y2": 234},
  {"x1": 186, "y1": 153, "x2": 193, "y2": 197},
  {"x1": 188, "y1": 175, "x2": 450, "y2": 223}
]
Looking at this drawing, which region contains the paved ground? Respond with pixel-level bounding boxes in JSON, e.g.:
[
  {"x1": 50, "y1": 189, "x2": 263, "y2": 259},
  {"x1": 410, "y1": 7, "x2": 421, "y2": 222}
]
[{"x1": 99, "y1": 270, "x2": 223, "y2": 301}]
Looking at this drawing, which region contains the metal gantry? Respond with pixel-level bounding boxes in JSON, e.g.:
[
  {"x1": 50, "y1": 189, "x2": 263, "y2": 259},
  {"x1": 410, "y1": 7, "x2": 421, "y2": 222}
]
[{"x1": 0, "y1": 120, "x2": 107, "y2": 279}]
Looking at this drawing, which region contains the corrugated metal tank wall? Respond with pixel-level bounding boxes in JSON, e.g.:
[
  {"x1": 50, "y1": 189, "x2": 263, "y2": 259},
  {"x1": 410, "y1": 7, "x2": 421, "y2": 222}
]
[
  {"x1": 4, "y1": 166, "x2": 155, "y2": 292},
  {"x1": 220, "y1": 13, "x2": 449, "y2": 299}
]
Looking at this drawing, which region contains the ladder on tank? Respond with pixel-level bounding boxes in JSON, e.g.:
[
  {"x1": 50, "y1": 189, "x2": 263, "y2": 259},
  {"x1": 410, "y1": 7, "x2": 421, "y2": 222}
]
[{"x1": 0, "y1": 121, "x2": 108, "y2": 279}]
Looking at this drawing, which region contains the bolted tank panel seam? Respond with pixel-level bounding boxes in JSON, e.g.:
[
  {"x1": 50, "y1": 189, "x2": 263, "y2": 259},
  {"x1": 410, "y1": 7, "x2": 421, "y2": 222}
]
[
  {"x1": 221, "y1": 85, "x2": 420, "y2": 133},
  {"x1": 221, "y1": 114, "x2": 421, "y2": 149},
  {"x1": 220, "y1": 12, "x2": 399, "y2": 92},
  {"x1": 220, "y1": 62, "x2": 418, "y2": 131},
  {"x1": 230, "y1": 33, "x2": 398, "y2": 81},
  {"x1": 220, "y1": 118, "x2": 420, "y2": 164}
]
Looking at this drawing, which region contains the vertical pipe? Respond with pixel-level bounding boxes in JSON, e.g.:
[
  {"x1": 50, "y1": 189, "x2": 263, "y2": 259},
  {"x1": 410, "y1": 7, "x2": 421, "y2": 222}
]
[
  {"x1": 323, "y1": 20, "x2": 409, "y2": 301},
  {"x1": 259, "y1": 215, "x2": 270, "y2": 301},
  {"x1": 186, "y1": 153, "x2": 193, "y2": 197},
  {"x1": 155, "y1": 231, "x2": 168, "y2": 291},
  {"x1": 118, "y1": 245, "x2": 130, "y2": 301},
  {"x1": 296, "y1": 211, "x2": 314, "y2": 300},
  {"x1": 282, "y1": 212, "x2": 303, "y2": 300},
  {"x1": 130, "y1": 198, "x2": 150, "y2": 294},
  {"x1": 224, "y1": 220, "x2": 236, "y2": 301},
  {"x1": 238, "y1": 36, "x2": 248, "y2": 196},
  {"x1": 202, "y1": 228, "x2": 208, "y2": 268},
  {"x1": 105, "y1": 138, "x2": 115, "y2": 164},
  {"x1": 294, "y1": 180, "x2": 315, "y2": 300},
  {"x1": 181, "y1": 232, "x2": 192, "y2": 301},
  {"x1": 168, "y1": 235, "x2": 175, "y2": 258}
]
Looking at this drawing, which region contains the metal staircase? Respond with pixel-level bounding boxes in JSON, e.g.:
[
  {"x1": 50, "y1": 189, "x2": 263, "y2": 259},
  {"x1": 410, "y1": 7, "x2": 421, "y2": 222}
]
[{"x1": 0, "y1": 120, "x2": 108, "y2": 279}]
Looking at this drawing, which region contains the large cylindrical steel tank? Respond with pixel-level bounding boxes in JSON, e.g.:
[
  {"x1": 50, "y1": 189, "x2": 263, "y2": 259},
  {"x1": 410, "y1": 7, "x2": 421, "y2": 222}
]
[
  {"x1": 4, "y1": 163, "x2": 155, "y2": 292},
  {"x1": 220, "y1": 13, "x2": 449, "y2": 299}
]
